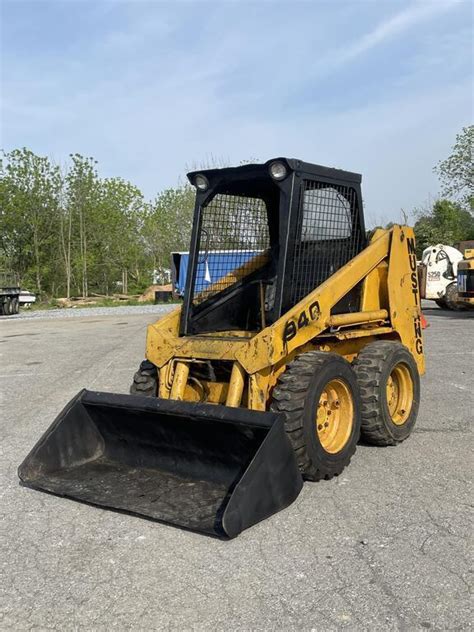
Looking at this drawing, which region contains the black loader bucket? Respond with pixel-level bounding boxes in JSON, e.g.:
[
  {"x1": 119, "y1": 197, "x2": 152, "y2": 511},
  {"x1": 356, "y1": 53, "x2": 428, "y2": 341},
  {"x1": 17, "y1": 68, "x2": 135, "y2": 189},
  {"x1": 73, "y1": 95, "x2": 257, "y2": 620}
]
[{"x1": 18, "y1": 390, "x2": 302, "y2": 538}]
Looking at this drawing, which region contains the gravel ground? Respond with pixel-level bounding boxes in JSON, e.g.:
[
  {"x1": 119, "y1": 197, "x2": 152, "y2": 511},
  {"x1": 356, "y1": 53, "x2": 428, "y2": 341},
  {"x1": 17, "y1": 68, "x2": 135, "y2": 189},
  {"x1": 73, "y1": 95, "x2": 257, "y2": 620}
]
[
  {"x1": 1, "y1": 302, "x2": 472, "y2": 630},
  {"x1": 0, "y1": 303, "x2": 175, "y2": 321}
]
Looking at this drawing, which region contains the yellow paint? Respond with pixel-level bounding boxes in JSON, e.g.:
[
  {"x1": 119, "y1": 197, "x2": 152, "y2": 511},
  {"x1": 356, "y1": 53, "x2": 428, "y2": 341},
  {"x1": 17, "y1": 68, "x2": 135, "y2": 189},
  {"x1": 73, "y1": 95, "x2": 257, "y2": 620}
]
[
  {"x1": 386, "y1": 363, "x2": 413, "y2": 425},
  {"x1": 158, "y1": 365, "x2": 172, "y2": 398},
  {"x1": 360, "y1": 261, "x2": 388, "y2": 312},
  {"x1": 170, "y1": 362, "x2": 189, "y2": 400},
  {"x1": 183, "y1": 381, "x2": 229, "y2": 404},
  {"x1": 316, "y1": 378, "x2": 354, "y2": 453},
  {"x1": 147, "y1": 323, "x2": 251, "y2": 368},
  {"x1": 225, "y1": 363, "x2": 246, "y2": 407},
  {"x1": 387, "y1": 226, "x2": 425, "y2": 374},
  {"x1": 328, "y1": 326, "x2": 394, "y2": 341},
  {"x1": 248, "y1": 369, "x2": 272, "y2": 411},
  {"x1": 327, "y1": 309, "x2": 388, "y2": 328}
]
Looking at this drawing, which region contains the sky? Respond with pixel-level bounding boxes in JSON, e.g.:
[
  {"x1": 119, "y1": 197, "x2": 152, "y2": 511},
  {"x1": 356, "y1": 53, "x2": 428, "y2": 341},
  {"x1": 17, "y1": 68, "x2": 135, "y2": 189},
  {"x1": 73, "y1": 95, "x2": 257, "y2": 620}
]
[{"x1": 1, "y1": 0, "x2": 472, "y2": 225}]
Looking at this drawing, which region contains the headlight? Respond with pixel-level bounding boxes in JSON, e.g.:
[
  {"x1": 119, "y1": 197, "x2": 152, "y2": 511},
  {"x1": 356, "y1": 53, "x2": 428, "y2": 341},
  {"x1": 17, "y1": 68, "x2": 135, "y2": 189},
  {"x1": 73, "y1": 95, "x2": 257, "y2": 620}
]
[
  {"x1": 269, "y1": 161, "x2": 287, "y2": 180},
  {"x1": 194, "y1": 174, "x2": 209, "y2": 191}
]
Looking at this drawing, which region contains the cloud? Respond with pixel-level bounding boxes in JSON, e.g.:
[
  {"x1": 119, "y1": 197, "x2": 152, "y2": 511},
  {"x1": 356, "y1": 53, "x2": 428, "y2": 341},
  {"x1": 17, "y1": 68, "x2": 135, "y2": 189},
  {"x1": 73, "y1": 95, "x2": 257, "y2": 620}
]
[{"x1": 313, "y1": 0, "x2": 462, "y2": 76}]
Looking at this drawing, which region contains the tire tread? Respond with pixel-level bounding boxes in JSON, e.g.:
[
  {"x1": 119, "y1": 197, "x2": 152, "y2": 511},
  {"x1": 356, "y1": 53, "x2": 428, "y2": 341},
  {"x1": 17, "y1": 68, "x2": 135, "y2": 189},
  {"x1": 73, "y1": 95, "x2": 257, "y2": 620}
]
[
  {"x1": 130, "y1": 360, "x2": 158, "y2": 396},
  {"x1": 353, "y1": 341, "x2": 418, "y2": 446},
  {"x1": 271, "y1": 351, "x2": 358, "y2": 481}
]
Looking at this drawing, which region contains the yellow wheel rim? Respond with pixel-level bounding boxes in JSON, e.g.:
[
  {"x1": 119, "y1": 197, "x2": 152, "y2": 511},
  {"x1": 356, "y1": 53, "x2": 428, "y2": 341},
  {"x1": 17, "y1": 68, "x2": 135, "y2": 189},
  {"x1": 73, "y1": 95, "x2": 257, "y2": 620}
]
[
  {"x1": 316, "y1": 378, "x2": 354, "y2": 454},
  {"x1": 386, "y1": 363, "x2": 413, "y2": 425}
]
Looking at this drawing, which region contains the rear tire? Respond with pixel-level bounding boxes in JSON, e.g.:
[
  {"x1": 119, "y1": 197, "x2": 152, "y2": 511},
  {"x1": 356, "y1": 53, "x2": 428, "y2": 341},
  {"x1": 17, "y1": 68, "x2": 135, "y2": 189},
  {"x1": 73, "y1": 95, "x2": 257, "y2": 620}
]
[
  {"x1": 11, "y1": 297, "x2": 19, "y2": 314},
  {"x1": 444, "y1": 282, "x2": 464, "y2": 310},
  {"x1": 130, "y1": 360, "x2": 158, "y2": 397},
  {"x1": 435, "y1": 299, "x2": 446, "y2": 309},
  {"x1": 271, "y1": 351, "x2": 361, "y2": 481},
  {"x1": 353, "y1": 341, "x2": 420, "y2": 446}
]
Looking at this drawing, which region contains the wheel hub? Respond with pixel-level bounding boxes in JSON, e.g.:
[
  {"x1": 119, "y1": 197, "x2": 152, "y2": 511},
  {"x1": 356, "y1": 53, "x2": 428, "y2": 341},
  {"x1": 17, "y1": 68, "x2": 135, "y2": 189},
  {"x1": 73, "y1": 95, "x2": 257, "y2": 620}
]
[
  {"x1": 386, "y1": 363, "x2": 413, "y2": 425},
  {"x1": 316, "y1": 378, "x2": 353, "y2": 454}
]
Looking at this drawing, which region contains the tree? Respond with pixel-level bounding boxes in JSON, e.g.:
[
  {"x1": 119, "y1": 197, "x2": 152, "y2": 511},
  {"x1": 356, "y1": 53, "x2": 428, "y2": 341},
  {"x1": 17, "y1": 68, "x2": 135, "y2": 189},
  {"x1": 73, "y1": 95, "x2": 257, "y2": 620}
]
[
  {"x1": 413, "y1": 198, "x2": 474, "y2": 256},
  {"x1": 434, "y1": 125, "x2": 474, "y2": 212},
  {"x1": 142, "y1": 185, "x2": 195, "y2": 281},
  {"x1": 0, "y1": 148, "x2": 62, "y2": 295},
  {"x1": 58, "y1": 166, "x2": 73, "y2": 298},
  {"x1": 1, "y1": 147, "x2": 240, "y2": 299},
  {"x1": 65, "y1": 154, "x2": 100, "y2": 297},
  {"x1": 95, "y1": 177, "x2": 146, "y2": 294}
]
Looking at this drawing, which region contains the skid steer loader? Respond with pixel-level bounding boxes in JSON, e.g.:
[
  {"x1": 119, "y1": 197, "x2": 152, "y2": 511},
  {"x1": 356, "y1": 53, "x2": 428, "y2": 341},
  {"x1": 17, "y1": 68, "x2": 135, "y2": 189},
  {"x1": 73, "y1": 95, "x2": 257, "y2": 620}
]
[{"x1": 19, "y1": 158, "x2": 425, "y2": 538}]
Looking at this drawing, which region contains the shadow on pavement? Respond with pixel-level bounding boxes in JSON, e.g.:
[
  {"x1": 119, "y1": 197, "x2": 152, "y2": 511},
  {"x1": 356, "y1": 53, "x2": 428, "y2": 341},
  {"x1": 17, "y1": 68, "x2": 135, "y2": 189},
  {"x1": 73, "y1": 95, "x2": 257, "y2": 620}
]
[{"x1": 422, "y1": 306, "x2": 473, "y2": 320}]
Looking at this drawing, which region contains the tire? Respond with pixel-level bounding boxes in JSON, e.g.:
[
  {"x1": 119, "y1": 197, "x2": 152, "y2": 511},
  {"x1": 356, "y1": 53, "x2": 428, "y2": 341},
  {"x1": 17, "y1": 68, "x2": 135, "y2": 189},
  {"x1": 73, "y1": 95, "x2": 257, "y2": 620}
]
[
  {"x1": 353, "y1": 341, "x2": 420, "y2": 446},
  {"x1": 11, "y1": 297, "x2": 19, "y2": 314},
  {"x1": 444, "y1": 282, "x2": 464, "y2": 311},
  {"x1": 130, "y1": 359, "x2": 158, "y2": 397},
  {"x1": 5, "y1": 298, "x2": 12, "y2": 315},
  {"x1": 435, "y1": 299, "x2": 446, "y2": 309},
  {"x1": 271, "y1": 351, "x2": 361, "y2": 481}
]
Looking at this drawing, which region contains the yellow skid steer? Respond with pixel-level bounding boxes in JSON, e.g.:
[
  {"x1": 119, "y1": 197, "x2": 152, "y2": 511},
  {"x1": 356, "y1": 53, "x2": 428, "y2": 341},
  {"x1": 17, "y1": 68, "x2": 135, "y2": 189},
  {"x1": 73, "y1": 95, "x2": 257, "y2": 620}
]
[{"x1": 19, "y1": 158, "x2": 425, "y2": 538}]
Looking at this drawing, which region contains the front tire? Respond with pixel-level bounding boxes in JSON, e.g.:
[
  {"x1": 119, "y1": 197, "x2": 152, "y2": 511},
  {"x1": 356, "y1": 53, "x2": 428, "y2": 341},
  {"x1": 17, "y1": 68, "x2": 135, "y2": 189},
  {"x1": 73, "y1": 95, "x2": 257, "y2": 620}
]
[
  {"x1": 130, "y1": 360, "x2": 158, "y2": 396},
  {"x1": 353, "y1": 341, "x2": 420, "y2": 446},
  {"x1": 271, "y1": 351, "x2": 361, "y2": 481}
]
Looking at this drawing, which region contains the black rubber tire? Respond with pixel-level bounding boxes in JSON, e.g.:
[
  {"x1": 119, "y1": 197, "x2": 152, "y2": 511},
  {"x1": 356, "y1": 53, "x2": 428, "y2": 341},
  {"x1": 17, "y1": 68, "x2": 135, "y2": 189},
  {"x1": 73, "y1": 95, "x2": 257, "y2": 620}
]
[
  {"x1": 353, "y1": 341, "x2": 420, "y2": 446},
  {"x1": 130, "y1": 359, "x2": 158, "y2": 397},
  {"x1": 271, "y1": 351, "x2": 361, "y2": 481},
  {"x1": 4, "y1": 298, "x2": 12, "y2": 315},
  {"x1": 11, "y1": 297, "x2": 19, "y2": 314},
  {"x1": 444, "y1": 282, "x2": 464, "y2": 311},
  {"x1": 435, "y1": 299, "x2": 447, "y2": 309}
]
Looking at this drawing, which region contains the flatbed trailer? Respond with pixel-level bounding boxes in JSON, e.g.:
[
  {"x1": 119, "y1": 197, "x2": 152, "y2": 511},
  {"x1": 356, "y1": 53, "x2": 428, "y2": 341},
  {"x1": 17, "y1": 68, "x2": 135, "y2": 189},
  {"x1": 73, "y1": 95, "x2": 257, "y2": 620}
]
[{"x1": 0, "y1": 272, "x2": 21, "y2": 315}]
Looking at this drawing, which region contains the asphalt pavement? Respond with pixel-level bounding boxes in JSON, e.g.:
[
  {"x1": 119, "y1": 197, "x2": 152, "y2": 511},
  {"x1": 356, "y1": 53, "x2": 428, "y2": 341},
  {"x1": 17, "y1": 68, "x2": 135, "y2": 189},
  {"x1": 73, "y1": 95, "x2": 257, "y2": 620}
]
[{"x1": 0, "y1": 303, "x2": 472, "y2": 630}]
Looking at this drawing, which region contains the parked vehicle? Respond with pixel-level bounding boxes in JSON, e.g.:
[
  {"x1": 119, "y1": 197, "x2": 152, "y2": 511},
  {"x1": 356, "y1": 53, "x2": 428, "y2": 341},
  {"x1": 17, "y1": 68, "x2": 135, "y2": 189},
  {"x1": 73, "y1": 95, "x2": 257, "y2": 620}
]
[
  {"x1": 457, "y1": 248, "x2": 474, "y2": 307},
  {"x1": 419, "y1": 243, "x2": 474, "y2": 310},
  {"x1": 0, "y1": 271, "x2": 21, "y2": 315},
  {"x1": 171, "y1": 250, "x2": 261, "y2": 297}
]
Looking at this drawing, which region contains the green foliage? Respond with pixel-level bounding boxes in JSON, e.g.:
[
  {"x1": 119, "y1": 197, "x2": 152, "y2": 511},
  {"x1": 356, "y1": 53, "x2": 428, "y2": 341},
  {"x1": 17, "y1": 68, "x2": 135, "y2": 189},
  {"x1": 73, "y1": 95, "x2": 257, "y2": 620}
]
[
  {"x1": 414, "y1": 199, "x2": 474, "y2": 257},
  {"x1": 434, "y1": 125, "x2": 474, "y2": 212},
  {"x1": 142, "y1": 186, "x2": 195, "y2": 282},
  {"x1": 0, "y1": 149, "x2": 196, "y2": 298},
  {"x1": 412, "y1": 126, "x2": 474, "y2": 256},
  {"x1": 0, "y1": 148, "x2": 62, "y2": 293}
]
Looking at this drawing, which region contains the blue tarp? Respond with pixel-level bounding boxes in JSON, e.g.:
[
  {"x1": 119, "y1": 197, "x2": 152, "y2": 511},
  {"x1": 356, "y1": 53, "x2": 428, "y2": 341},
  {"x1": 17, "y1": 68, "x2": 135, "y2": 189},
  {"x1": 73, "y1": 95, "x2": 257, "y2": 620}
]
[{"x1": 173, "y1": 250, "x2": 260, "y2": 296}]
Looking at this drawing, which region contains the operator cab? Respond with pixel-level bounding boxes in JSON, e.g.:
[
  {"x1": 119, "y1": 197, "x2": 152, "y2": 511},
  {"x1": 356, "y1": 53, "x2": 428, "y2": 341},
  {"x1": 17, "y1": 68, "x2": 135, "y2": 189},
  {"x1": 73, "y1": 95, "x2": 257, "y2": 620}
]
[{"x1": 181, "y1": 158, "x2": 366, "y2": 336}]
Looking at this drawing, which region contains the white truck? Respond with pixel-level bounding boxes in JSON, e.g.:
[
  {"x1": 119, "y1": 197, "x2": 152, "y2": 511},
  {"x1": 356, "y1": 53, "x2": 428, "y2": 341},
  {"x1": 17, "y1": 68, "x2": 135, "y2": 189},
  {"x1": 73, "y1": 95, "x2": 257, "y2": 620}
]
[{"x1": 419, "y1": 244, "x2": 464, "y2": 310}]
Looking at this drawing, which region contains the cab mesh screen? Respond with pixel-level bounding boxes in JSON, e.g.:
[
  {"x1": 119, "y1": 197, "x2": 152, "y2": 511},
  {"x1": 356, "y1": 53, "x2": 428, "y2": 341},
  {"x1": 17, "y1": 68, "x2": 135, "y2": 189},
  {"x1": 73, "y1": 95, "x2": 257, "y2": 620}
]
[
  {"x1": 192, "y1": 194, "x2": 270, "y2": 304},
  {"x1": 289, "y1": 181, "x2": 364, "y2": 306}
]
